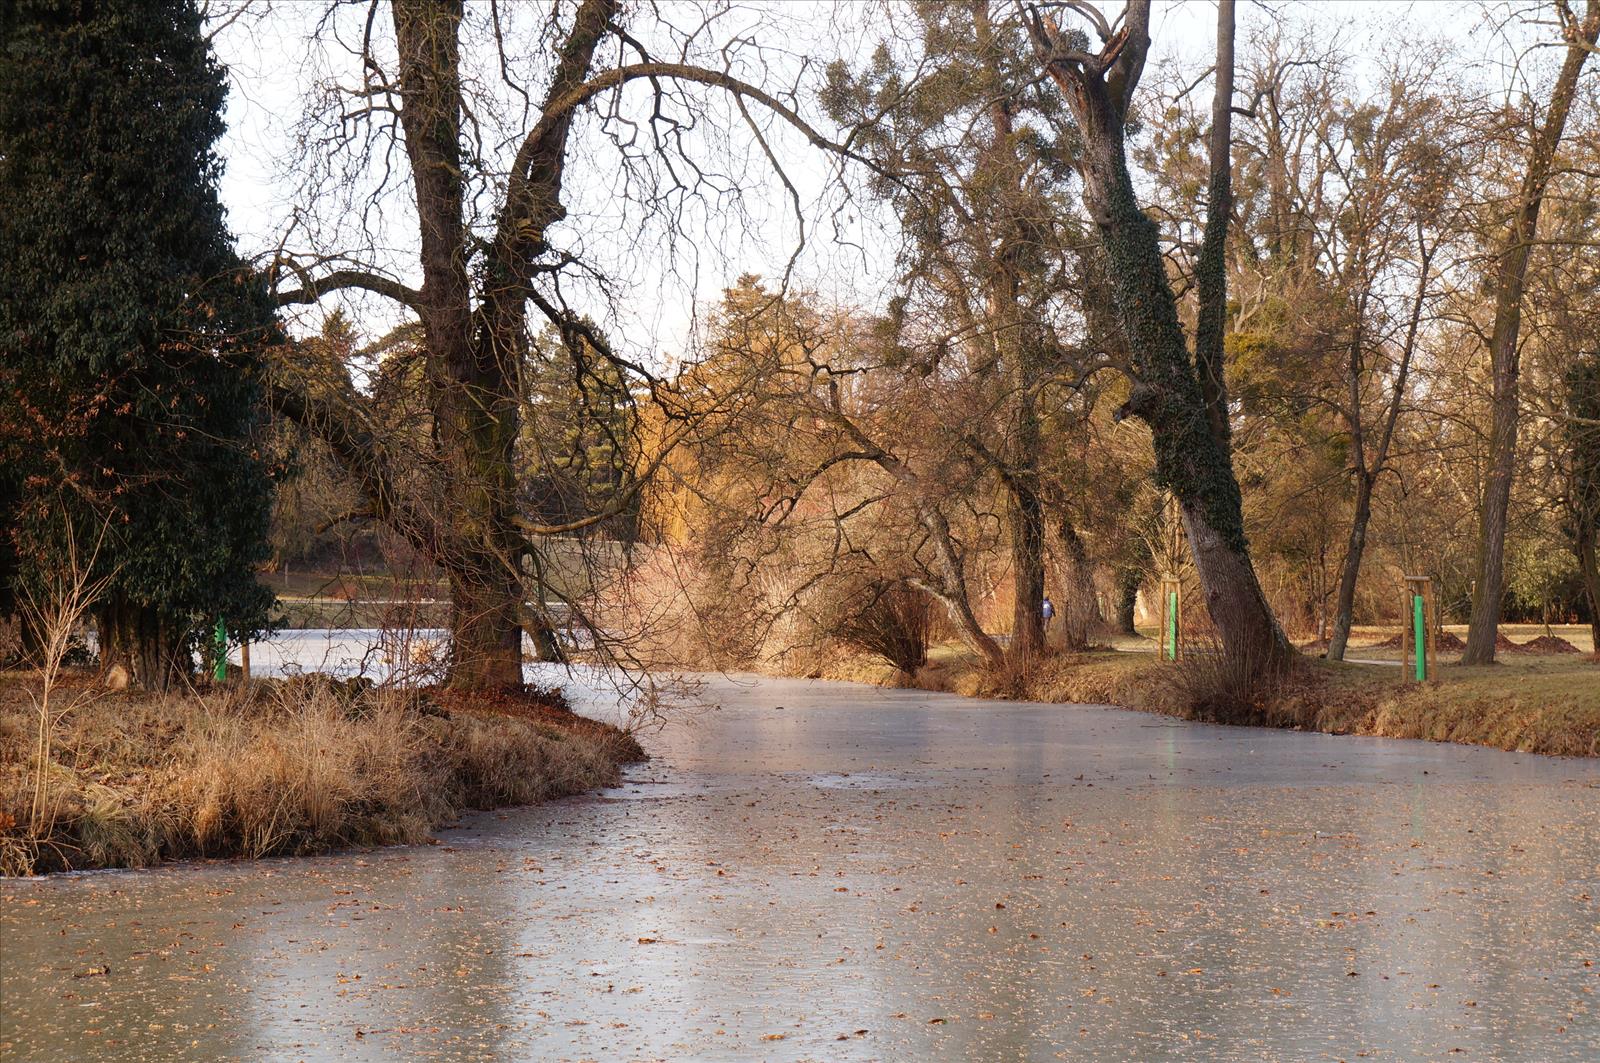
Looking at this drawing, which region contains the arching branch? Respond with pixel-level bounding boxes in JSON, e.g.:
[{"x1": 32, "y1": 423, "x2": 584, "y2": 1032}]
[{"x1": 273, "y1": 265, "x2": 423, "y2": 312}]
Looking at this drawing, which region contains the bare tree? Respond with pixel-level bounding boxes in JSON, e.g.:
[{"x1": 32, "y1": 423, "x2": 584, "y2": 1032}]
[
  {"x1": 821, "y1": 2, "x2": 1100, "y2": 665},
  {"x1": 18, "y1": 516, "x2": 114, "y2": 854},
  {"x1": 653, "y1": 279, "x2": 1012, "y2": 669},
  {"x1": 1464, "y1": 0, "x2": 1599, "y2": 663},
  {"x1": 267, "y1": 0, "x2": 867, "y2": 689}
]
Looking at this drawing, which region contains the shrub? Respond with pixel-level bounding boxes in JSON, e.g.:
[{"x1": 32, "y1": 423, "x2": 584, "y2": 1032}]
[
  {"x1": 1155, "y1": 635, "x2": 1301, "y2": 727},
  {"x1": 832, "y1": 580, "x2": 934, "y2": 677}
]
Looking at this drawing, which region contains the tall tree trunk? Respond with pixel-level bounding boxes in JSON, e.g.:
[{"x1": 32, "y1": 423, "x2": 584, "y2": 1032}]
[
  {"x1": 1192, "y1": 0, "x2": 1235, "y2": 457},
  {"x1": 917, "y1": 503, "x2": 1006, "y2": 670},
  {"x1": 1326, "y1": 473, "x2": 1374, "y2": 660},
  {"x1": 1003, "y1": 334, "x2": 1045, "y2": 664},
  {"x1": 1114, "y1": 567, "x2": 1140, "y2": 636},
  {"x1": 1008, "y1": 469, "x2": 1046, "y2": 662},
  {"x1": 1327, "y1": 233, "x2": 1431, "y2": 661},
  {"x1": 1057, "y1": 519, "x2": 1096, "y2": 651},
  {"x1": 1576, "y1": 515, "x2": 1600, "y2": 654},
  {"x1": 1463, "y1": 0, "x2": 1598, "y2": 664},
  {"x1": 394, "y1": 0, "x2": 544, "y2": 690},
  {"x1": 1030, "y1": 0, "x2": 1291, "y2": 670},
  {"x1": 974, "y1": 2, "x2": 1047, "y2": 668}
]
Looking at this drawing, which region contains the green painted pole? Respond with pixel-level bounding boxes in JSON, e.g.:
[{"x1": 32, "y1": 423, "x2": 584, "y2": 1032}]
[
  {"x1": 1166, "y1": 590, "x2": 1178, "y2": 661},
  {"x1": 214, "y1": 617, "x2": 227, "y2": 682},
  {"x1": 1412, "y1": 594, "x2": 1426, "y2": 681}
]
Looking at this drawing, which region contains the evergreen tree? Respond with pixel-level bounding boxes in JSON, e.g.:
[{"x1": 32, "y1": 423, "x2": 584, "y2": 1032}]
[
  {"x1": 0, "y1": 0, "x2": 278, "y2": 688},
  {"x1": 522, "y1": 323, "x2": 640, "y2": 542}
]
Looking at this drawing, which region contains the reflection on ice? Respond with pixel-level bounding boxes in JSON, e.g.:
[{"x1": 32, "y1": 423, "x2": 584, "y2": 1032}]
[
  {"x1": 231, "y1": 627, "x2": 448, "y2": 682},
  {"x1": 236, "y1": 627, "x2": 670, "y2": 726}
]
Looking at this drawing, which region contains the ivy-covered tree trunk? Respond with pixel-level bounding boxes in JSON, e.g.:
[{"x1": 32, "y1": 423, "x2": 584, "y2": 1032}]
[{"x1": 1030, "y1": 0, "x2": 1290, "y2": 669}]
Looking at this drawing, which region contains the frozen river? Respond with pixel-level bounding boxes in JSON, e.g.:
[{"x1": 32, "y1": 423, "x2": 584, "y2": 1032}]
[{"x1": 2, "y1": 637, "x2": 1597, "y2": 1060}]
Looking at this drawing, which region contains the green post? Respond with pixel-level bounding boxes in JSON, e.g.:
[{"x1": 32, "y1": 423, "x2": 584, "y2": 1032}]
[
  {"x1": 1166, "y1": 590, "x2": 1178, "y2": 661},
  {"x1": 214, "y1": 617, "x2": 227, "y2": 682},
  {"x1": 1412, "y1": 595, "x2": 1426, "y2": 682}
]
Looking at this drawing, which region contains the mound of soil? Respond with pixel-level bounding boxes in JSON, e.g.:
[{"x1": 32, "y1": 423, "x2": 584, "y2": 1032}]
[
  {"x1": 1495, "y1": 632, "x2": 1533, "y2": 654},
  {"x1": 1365, "y1": 628, "x2": 1466, "y2": 652},
  {"x1": 1519, "y1": 634, "x2": 1582, "y2": 655}
]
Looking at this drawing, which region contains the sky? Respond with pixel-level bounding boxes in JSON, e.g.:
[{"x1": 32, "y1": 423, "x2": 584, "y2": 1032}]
[{"x1": 206, "y1": 0, "x2": 1547, "y2": 369}]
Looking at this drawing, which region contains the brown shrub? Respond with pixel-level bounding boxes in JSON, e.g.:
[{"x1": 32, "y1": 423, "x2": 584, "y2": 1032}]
[
  {"x1": 1151, "y1": 638, "x2": 1304, "y2": 728},
  {"x1": 829, "y1": 580, "x2": 934, "y2": 678}
]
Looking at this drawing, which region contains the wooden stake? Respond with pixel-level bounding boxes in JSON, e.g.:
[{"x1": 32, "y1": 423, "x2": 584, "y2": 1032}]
[{"x1": 1159, "y1": 576, "x2": 1181, "y2": 661}]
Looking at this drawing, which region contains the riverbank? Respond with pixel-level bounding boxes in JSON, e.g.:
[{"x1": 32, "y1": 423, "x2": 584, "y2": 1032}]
[
  {"x1": 798, "y1": 638, "x2": 1600, "y2": 758},
  {"x1": 0, "y1": 672, "x2": 644, "y2": 875}
]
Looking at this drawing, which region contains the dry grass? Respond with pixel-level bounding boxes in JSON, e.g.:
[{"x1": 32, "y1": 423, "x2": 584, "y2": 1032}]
[
  {"x1": 0, "y1": 673, "x2": 643, "y2": 876},
  {"x1": 764, "y1": 639, "x2": 1600, "y2": 758},
  {"x1": 1302, "y1": 658, "x2": 1600, "y2": 756}
]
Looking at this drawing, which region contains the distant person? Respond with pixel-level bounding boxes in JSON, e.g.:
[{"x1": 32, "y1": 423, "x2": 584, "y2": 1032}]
[{"x1": 1041, "y1": 597, "x2": 1055, "y2": 632}]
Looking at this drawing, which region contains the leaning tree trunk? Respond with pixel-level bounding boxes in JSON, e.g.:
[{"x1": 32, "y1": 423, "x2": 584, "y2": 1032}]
[
  {"x1": 1070, "y1": 110, "x2": 1289, "y2": 667},
  {"x1": 1463, "y1": 0, "x2": 1598, "y2": 664},
  {"x1": 1031, "y1": 0, "x2": 1291, "y2": 671},
  {"x1": 916, "y1": 502, "x2": 1006, "y2": 670}
]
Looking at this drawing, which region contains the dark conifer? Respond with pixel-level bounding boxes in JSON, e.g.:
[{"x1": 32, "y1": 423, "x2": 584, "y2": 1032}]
[{"x1": 0, "y1": 0, "x2": 278, "y2": 688}]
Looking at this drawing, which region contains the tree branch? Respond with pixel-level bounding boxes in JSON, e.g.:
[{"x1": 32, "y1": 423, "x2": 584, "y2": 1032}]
[{"x1": 274, "y1": 266, "x2": 423, "y2": 311}]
